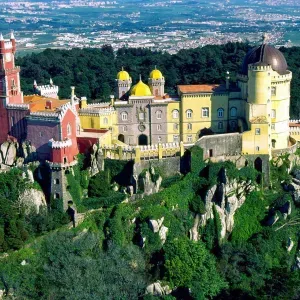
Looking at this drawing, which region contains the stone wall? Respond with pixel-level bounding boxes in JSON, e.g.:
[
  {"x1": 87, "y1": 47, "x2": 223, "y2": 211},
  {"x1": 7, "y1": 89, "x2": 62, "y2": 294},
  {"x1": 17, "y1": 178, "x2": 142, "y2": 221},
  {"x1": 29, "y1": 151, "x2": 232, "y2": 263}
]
[
  {"x1": 133, "y1": 157, "x2": 181, "y2": 179},
  {"x1": 195, "y1": 133, "x2": 242, "y2": 159}
]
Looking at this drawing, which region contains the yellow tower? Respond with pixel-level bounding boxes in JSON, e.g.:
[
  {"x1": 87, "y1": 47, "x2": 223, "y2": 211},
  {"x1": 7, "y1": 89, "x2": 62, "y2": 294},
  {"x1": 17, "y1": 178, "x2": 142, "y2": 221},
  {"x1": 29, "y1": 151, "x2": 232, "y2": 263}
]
[{"x1": 240, "y1": 35, "x2": 292, "y2": 156}]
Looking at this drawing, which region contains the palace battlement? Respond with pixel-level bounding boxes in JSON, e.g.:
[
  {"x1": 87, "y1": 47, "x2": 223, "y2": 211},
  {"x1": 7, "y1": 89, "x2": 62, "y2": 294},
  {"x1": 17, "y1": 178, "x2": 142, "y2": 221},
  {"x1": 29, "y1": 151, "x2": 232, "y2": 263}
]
[
  {"x1": 48, "y1": 138, "x2": 72, "y2": 149},
  {"x1": 7, "y1": 103, "x2": 29, "y2": 110}
]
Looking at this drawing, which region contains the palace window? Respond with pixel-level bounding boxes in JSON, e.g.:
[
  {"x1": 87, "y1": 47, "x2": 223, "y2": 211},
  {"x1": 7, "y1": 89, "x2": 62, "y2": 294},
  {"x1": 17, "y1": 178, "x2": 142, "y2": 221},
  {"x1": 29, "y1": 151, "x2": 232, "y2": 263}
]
[
  {"x1": 172, "y1": 109, "x2": 179, "y2": 119},
  {"x1": 202, "y1": 107, "x2": 209, "y2": 118},
  {"x1": 39, "y1": 132, "x2": 43, "y2": 137},
  {"x1": 156, "y1": 110, "x2": 162, "y2": 119},
  {"x1": 255, "y1": 128, "x2": 261, "y2": 135},
  {"x1": 271, "y1": 109, "x2": 276, "y2": 118},
  {"x1": 271, "y1": 123, "x2": 275, "y2": 130},
  {"x1": 123, "y1": 125, "x2": 127, "y2": 132},
  {"x1": 54, "y1": 179, "x2": 59, "y2": 185},
  {"x1": 157, "y1": 124, "x2": 162, "y2": 131},
  {"x1": 158, "y1": 136, "x2": 162, "y2": 143},
  {"x1": 186, "y1": 109, "x2": 193, "y2": 119},
  {"x1": 218, "y1": 122, "x2": 223, "y2": 129},
  {"x1": 103, "y1": 117, "x2": 108, "y2": 125},
  {"x1": 67, "y1": 123, "x2": 71, "y2": 135},
  {"x1": 187, "y1": 123, "x2": 192, "y2": 130},
  {"x1": 230, "y1": 107, "x2": 237, "y2": 117},
  {"x1": 187, "y1": 135, "x2": 193, "y2": 143},
  {"x1": 173, "y1": 135, "x2": 179, "y2": 142},
  {"x1": 121, "y1": 112, "x2": 128, "y2": 121},
  {"x1": 173, "y1": 123, "x2": 179, "y2": 131},
  {"x1": 256, "y1": 146, "x2": 260, "y2": 151},
  {"x1": 271, "y1": 86, "x2": 276, "y2": 96},
  {"x1": 217, "y1": 108, "x2": 224, "y2": 118},
  {"x1": 139, "y1": 112, "x2": 145, "y2": 121}
]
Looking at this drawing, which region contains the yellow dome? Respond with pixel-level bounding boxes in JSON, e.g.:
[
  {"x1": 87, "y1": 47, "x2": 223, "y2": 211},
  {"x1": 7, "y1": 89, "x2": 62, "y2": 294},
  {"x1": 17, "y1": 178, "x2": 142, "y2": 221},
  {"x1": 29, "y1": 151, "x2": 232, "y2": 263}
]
[
  {"x1": 150, "y1": 68, "x2": 163, "y2": 79},
  {"x1": 117, "y1": 69, "x2": 130, "y2": 80},
  {"x1": 131, "y1": 79, "x2": 152, "y2": 96}
]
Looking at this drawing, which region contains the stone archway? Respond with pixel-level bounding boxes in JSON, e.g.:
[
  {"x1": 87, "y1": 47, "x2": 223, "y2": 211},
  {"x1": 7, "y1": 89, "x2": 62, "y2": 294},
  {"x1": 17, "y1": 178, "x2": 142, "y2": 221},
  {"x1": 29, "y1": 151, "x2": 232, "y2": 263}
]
[
  {"x1": 138, "y1": 134, "x2": 148, "y2": 146},
  {"x1": 118, "y1": 134, "x2": 125, "y2": 143}
]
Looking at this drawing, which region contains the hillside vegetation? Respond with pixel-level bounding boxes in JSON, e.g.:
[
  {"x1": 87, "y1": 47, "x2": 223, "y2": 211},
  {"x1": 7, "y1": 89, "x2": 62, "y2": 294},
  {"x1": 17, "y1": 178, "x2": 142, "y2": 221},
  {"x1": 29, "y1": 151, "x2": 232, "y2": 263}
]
[
  {"x1": 1, "y1": 148, "x2": 300, "y2": 299},
  {"x1": 16, "y1": 43, "x2": 300, "y2": 119}
]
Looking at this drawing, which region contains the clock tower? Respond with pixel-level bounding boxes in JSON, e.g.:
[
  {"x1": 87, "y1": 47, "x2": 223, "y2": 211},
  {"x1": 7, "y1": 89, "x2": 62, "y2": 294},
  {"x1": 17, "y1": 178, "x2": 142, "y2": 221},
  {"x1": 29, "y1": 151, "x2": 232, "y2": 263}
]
[{"x1": 0, "y1": 32, "x2": 23, "y2": 142}]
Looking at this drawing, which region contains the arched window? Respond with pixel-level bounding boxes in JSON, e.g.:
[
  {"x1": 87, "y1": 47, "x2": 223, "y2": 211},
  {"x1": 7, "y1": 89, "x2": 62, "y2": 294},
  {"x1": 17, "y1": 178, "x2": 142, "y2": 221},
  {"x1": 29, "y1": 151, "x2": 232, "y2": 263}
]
[
  {"x1": 156, "y1": 110, "x2": 162, "y2": 119},
  {"x1": 230, "y1": 107, "x2": 237, "y2": 118},
  {"x1": 67, "y1": 123, "x2": 71, "y2": 135},
  {"x1": 103, "y1": 117, "x2": 108, "y2": 125},
  {"x1": 157, "y1": 124, "x2": 162, "y2": 131},
  {"x1": 186, "y1": 109, "x2": 193, "y2": 119},
  {"x1": 187, "y1": 123, "x2": 192, "y2": 130},
  {"x1": 217, "y1": 108, "x2": 224, "y2": 118},
  {"x1": 121, "y1": 112, "x2": 128, "y2": 121},
  {"x1": 172, "y1": 109, "x2": 179, "y2": 119}
]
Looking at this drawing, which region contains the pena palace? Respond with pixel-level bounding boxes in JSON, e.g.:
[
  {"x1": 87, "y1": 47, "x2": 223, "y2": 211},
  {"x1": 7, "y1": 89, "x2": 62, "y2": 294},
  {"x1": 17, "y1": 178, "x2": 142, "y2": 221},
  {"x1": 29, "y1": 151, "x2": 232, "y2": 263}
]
[{"x1": 2, "y1": 32, "x2": 300, "y2": 206}]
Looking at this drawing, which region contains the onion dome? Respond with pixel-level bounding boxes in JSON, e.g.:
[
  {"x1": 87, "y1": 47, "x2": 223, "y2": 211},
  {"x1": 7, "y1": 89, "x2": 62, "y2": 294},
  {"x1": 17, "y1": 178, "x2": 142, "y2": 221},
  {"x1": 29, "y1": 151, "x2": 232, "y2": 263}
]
[
  {"x1": 149, "y1": 66, "x2": 163, "y2": 79},
  {"x1": 241, "y1": 34, "x2": 288, "y2": 75},
  {"x1": 131, "y1": 76, "x2": 152, "y2": 96},
  {"x1": 117, "y1": 67, "x2": 131, "y2": 81}
]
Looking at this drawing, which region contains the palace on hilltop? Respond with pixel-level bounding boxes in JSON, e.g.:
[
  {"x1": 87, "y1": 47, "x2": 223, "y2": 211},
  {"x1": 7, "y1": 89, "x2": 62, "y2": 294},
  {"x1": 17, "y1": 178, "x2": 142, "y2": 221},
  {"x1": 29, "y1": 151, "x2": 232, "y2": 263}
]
[{"x1": 0, "y1": 32, "x2": 299, "y2": 207}]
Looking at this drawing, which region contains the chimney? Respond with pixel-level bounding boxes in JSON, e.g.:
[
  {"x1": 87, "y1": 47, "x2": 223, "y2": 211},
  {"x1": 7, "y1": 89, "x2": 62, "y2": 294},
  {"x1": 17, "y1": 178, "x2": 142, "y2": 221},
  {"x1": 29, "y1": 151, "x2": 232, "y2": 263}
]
[
  {"x1": 110, "y1": 94, "x2": 115, "y2": 107},
  {"x1": 45, "y1": 100, "x2": 52, "y2": 110},
  {"x1": 71, "y1": 86, "x2": 75, "y2": 106}
]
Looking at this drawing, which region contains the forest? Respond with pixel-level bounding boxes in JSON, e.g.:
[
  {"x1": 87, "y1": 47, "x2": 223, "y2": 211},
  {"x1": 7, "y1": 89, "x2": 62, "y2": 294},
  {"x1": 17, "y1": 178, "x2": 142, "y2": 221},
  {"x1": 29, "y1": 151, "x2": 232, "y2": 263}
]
[
  {"x1": 1, "y1": 147, "x2": 300, "y2": 299},
  {"x1": 16, "y1": 43, "x2": 300, "y2": 119}
]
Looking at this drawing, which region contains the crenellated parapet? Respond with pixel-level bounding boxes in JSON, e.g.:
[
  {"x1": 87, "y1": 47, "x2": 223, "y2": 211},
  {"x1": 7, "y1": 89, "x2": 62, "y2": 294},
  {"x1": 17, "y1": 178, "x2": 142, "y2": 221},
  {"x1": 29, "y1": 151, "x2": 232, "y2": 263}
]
[
  {"x1": 6, "y1": 103, "x2": 29, "y2": 110},
  {"x1": 100, "y1": 141, "x2": 184, "y2": 163},
  {"x1": 79, "y1": 106, "x2": 115, "y2": 117},
  {"x1": 48, "y1": 138, "x2": 72, "y2": 149}
]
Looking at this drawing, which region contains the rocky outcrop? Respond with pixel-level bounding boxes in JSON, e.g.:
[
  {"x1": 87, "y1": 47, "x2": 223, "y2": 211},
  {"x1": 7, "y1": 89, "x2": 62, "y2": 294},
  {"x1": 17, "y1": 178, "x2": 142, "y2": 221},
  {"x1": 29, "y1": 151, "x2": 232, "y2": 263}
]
[
  {"x1": 139, "y1": 167, "x2": 162, "y2": 196},
  {"x1": 0, "y1": 140, "x2": 18, "y2": 166},
  {"x1": 19, "y1": 188, "x2": 46, "y2": 213},
  {"x1": 21, "y1": 141, "x2": 37, "y2": 163},
  {"x1": 198, "y1": 170, "x2": 254, "y2": 239},
  {"x1": 89, "y1": 144, "x2": 104, "y2": 176},
  {"x1": 149, "y1": 217, "x2": 168, "y2": 245},
  {"x1": 145, "y1": 281, "x2": 171, "y2": 296}
]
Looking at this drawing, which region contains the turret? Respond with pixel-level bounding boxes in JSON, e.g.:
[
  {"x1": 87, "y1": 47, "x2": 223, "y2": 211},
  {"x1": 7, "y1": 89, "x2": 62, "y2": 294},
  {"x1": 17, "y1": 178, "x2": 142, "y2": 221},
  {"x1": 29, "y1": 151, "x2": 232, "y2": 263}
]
[
  {"x1": 10, "y1": 31, "x2": 16, "y2": 53},
  {"x1": 71, "y1": 86, "x2": 75, "y2": 106},
  {"x1": 115, "y1": 67, "x2": 132, "y2": 99},
  {"x1": 148, "y1": 66, "x2": 165, "y2": 97}
]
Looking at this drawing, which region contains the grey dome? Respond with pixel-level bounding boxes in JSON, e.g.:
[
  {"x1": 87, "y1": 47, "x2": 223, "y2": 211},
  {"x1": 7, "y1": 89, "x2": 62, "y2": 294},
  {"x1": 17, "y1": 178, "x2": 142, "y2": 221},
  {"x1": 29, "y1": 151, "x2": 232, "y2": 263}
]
[{"x1": 241, "y1": 43, "x2": 288, "y2": 75}]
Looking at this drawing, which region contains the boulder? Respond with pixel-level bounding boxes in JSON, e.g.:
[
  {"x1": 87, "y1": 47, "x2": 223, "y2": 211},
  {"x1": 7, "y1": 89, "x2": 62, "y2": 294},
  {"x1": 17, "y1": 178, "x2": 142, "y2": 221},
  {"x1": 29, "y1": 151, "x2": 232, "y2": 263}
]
[
  {"x1": 19, "y1": 188, "x2": 47, "y2": 213},
  {"x1": 159, "y1": 225, "x2": 168, "y2": 244},
  {"x1": 287, "y1": 238, "x2": 294, "y2": 252},
  {"x1": 146, "y1": 282, "x2": 171, "y2": 296}
]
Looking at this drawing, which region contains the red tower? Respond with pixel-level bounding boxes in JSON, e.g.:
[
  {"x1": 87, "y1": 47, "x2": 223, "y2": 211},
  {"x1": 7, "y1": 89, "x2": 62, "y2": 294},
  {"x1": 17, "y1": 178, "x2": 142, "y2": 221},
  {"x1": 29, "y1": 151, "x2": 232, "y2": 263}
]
[{"x1": 0, "y1": 32, "x2": 23, "y2": 142}]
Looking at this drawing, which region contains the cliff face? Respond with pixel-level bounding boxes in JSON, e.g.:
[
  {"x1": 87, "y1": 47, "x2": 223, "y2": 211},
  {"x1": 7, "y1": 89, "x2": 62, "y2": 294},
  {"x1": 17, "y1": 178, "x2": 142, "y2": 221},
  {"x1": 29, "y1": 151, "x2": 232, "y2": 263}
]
[{"x1": 190, "y1": 170, "x2": 255, "y2": 241}]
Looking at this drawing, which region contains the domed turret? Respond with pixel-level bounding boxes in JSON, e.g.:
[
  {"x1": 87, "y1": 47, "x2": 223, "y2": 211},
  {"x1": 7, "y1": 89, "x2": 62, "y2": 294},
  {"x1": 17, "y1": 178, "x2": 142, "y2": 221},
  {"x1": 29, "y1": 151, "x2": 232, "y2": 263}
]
[
  {"x1": 131, "y1": 76, "x2": 152, "y2": 97},
  {"x1": 117, "y1": 68, "x2": 131, "y2": 81},
  {"x1": 149, "y1": 67, "x2": 163, "y2": 80},
  {"x1": 115, "y1": 67, "x2": 132, "y2": 99},
  {"x1": 241, "y1": 35, "x2": 288, "y2": 75},
  {"x1": 148, "y1": 66, "x2": 165, "y2": 97}
]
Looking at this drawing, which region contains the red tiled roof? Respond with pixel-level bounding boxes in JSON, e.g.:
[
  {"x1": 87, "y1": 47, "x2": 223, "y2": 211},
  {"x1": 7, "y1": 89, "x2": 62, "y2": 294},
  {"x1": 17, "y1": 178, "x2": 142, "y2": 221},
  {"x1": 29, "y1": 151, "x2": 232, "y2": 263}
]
[{"x1": 178, "y1": 84, "x2": 227, "y2": 93}]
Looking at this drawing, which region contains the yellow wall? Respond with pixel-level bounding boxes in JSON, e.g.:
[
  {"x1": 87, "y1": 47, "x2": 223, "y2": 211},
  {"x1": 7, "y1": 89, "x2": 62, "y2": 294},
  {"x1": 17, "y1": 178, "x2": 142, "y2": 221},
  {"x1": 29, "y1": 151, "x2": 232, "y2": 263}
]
[
  {"x1": 166, "y1": 101, "x2": 180, "y2": 143},
  {"x1": 179, "y1": 93, "x2": 229, "y2": 143},
  {"x1": 242, "y1": 123, "x2": 270, "y2": 155}
]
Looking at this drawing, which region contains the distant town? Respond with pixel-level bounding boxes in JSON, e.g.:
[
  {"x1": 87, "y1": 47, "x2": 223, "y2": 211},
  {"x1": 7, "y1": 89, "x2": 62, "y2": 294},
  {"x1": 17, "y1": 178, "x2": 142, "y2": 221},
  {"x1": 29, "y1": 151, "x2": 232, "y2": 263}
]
[{"x1": 1, "y1": 0, "x2": 300, "y2": 54}]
